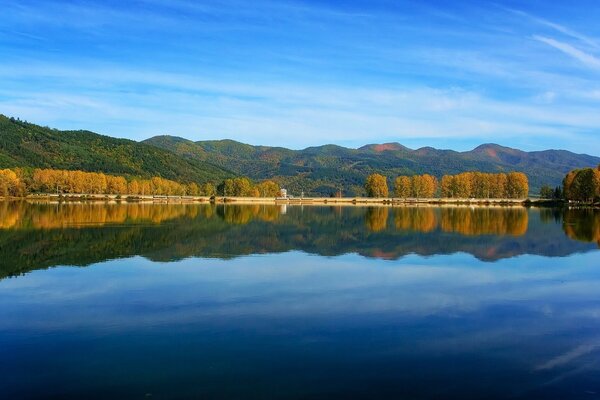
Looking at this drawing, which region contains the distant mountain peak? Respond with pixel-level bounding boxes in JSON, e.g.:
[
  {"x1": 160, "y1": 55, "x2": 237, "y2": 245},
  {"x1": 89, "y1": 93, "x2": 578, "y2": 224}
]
[
  {"x1": 359, "y1": 142, "x2": 409, "y2": 152},
  {"x1": 470, "y1": 143, "x2": 523, "y2": 160}
]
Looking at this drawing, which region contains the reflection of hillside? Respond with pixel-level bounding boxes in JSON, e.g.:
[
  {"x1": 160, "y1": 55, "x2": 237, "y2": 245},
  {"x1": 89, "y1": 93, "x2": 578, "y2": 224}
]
[
  {"x1": 563, "y1": 209, "x2": 600, "y2": 246},
  {"x1": 0, "y1": 203, "x2": 596, "y2": 279}
]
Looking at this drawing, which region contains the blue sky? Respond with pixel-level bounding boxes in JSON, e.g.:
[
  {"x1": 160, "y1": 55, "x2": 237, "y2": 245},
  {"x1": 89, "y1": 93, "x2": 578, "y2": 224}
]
[{"x1": 1, "y1": 0, "x2": 600, "y2": 154}]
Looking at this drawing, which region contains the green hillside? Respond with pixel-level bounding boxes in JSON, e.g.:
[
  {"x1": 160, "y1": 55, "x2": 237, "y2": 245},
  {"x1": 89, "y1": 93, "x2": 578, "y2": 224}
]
[
  {"x1": 2, "y1": 114, "x2": 597, "y2": 195},
  {"x1": 0, "y1": 115, "x2": 230, "y2": 183},
  {"x1": 144, "y1": 136, "x2": 600, "y2": 196}
]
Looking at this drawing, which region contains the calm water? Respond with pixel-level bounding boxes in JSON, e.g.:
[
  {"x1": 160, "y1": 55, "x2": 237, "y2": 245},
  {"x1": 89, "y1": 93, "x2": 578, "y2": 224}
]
[{"x1": 1, "y1": 201, "x2": 600, "y2": 399}]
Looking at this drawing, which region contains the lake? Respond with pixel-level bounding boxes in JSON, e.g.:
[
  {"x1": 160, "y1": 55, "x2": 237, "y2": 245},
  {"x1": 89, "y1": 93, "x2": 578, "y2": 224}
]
[{"x1": 1, "y1": 201, "x2": 599, "y2": 399}]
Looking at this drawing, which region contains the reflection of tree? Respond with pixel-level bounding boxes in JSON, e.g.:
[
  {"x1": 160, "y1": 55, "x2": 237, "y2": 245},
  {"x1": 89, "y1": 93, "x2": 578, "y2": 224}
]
[
  {"x1": 563, "y1": 209, "x2": 600, "y2": 246},
  {"x1": 392, "y1": 207, "x2": 528, "y2": 236},
  {"x1": 440, "y1": 208, "x2": 528, "y2": 236},
  {"x1": 540, "y1": 208, "x2": 563, "y2": 224},
  {"x1": 1, "y1": 202, "x2": 596, "y2": 280},
  {"x1": 218, "y1": 204, "x2": 281, "y2": 225},
  {"x1": 365, "y1": 207, "x2": 388, "y2": 232},
  {"x1": 394, "y1": 207, "x2": 436, "y2": 232},
  {"x1": 0, "y1": 201, "x2": 208, "y2": 229}
]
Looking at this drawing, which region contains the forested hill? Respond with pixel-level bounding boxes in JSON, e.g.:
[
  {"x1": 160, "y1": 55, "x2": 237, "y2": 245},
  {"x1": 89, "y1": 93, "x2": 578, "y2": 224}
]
[
  {"x1": 144, "y1": 136, "x2": 600, "y2": 195},
  {"x1": 0, "y1": 115, "x2": 230, "y2": 183},
  {"x1": 2, "y1": 114, "x2": 598, "y2": 194}
]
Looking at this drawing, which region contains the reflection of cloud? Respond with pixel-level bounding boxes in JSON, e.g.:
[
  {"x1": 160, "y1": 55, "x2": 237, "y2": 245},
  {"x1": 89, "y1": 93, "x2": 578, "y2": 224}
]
[
  {"x1": 1, "y1": 252, "x2": 600, "y2": 334},
  {"x1": 536, "y1": 342, "x2": 600, "y2": 370}
]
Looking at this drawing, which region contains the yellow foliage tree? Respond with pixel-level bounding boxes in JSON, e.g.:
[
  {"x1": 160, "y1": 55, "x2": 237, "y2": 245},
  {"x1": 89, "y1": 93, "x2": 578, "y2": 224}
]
[{"x1": 365, "y1": 174, "x2": 389, "y2": 198}]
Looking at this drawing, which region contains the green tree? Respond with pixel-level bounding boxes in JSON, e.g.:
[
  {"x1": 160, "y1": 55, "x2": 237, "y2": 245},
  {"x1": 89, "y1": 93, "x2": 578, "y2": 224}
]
[{"x1": 539, "y1": 184, "x2": 553, "y2": 199}]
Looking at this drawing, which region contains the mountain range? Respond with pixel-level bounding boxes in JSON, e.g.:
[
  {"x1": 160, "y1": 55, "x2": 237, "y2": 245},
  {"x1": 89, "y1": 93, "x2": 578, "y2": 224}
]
[
  {"x1": 144, "y1": 136, "x2": 599, "y2": 195},
  {"x1": 1, "y1": 114, "x2": 599, "y2": 196}
]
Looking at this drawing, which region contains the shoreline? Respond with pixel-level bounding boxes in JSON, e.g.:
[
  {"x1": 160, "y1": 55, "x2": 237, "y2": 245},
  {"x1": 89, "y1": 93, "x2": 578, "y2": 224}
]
[{"x1": 0, "y1": 193, "x2": 577, "y2": 207}]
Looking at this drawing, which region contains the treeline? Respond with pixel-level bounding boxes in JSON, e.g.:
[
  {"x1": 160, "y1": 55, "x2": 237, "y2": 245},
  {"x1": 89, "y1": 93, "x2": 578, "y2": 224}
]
[
  {"x1": 365, "y1": 172, "x2": 529, "y2": 199},
  {"x1": 220, "y1": 177, "x2": 281, "y2": 197},
  {"x1": 0, "y1": 168, "x2": 281, "y2": 198},
  {"x1": 563, "y1": 165, "x2": 600, "y2": 203},
  {"x1": 441, "y1": 172, "x2": 528, "y2": 199}
]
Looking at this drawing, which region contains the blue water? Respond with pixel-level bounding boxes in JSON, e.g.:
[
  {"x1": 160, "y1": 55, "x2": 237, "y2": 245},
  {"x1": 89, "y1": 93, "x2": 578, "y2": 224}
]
[{"x1": 0, "y1": 203, "x2": 599, "y2": 399}]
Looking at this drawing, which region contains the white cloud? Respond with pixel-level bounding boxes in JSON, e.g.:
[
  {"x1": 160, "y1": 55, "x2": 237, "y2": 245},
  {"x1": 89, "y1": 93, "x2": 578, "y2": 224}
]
[
  {"x1": 507, "y1": 8, "x2": 600, "y2": 49},
  {"x1": 1, "y1": 64, "x2": 600, "y2": 152},
  {"x1": 533, "y1": 35, "x2": 600, "y2": 70}
]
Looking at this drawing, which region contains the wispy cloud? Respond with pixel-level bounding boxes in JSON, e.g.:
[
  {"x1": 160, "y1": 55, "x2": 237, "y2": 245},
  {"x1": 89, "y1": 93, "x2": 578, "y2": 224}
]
[
  {"x1": 507, "y1": 7, "x2": 600, "y2": 49},
  {"x1": 533, "y1": 35, "x2": 600, "y2": 70},
  {"x1": 1, "y1": 1, "x2": 600, "y2": 153}
]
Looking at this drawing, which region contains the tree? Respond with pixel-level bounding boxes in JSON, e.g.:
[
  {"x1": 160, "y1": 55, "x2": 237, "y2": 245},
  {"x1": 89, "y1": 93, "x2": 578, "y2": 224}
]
[
  {"x1": 554, "y1": 186, "x2": 563, "y2": 200},
  {"x1": 256, "y1": 180, "x2": 280, "y2": 197},
  {"x1": 564, "y1": 168, "x2": 600, "y2": 202},
  {"x1": 232, "y1": 177, "x2": 253, "y2": 196},
  {"x1": 441, "y1": 175, "x2": 455, "y2": 198},
  {"x1": 202, "y1": 182, "x2": 216, "y2": 196},
  {"x1": 223, "y1": 179, "x2": 235, "y2": 196},
  {"x1": 365, "y1": 174, "x2": 388, "y2": 198},
  {"x1": 506, "y1": 172, "x2": 529, "y2": 199},
  {"x1": 445, "y1": 173, "x2": 473, "y2": 198},
  {"x1": 490, "y1": 173, "x2": 507, "y2": 198},
  {"x1": 419, "y1": 174, "x2": 437, "y2": 198},
  {"x1": 187, "y1": 182, "x2": 200, "y2": 196},
  {"x1": 539, "y1": 184, "x2": 554, "y2": 199},
  {"x1": 0, "y1": 169, "x2": 22, "y2": 197},
  {"x1": 128, "y1": 180, "x2": 140, "y2": 195},
  {"x1": 394, "y1": 176, "x2": 411, "y2": 198}
]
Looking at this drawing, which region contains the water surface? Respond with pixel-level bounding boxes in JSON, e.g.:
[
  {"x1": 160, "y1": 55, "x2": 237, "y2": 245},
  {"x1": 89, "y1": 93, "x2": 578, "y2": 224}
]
[{"x1": 1, "y1": 202, "x2": 599, "y2": 399}]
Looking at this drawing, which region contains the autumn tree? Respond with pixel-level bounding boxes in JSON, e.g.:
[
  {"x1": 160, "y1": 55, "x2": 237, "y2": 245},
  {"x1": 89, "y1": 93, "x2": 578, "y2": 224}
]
[
  {"x1": 394, "y1": 176, "x2": 411, "y2": 198},
  {"x1": 441, "y1": 171, "x2": 527, "y2": 199},
  {"x1": 413, "y1": 174, "x2": 437, "y2": 198},
  {"x1": 202, "y1": 182, "x2": 216, "y2": 196},
  {"x1": 0, "y1": 169, "x2": 23, "y2": 197},
  {"x1": 506, "y1": 172, "x2": 529, "y2": 199},
  {"x1": 232, "y1": 177, "x2": 253, "y2": 196},
  {"x1": 365, "y1": 174, "x2": 389, "y2": 198},
  {"x1": 256, "y1": 180, "x2": 280, "y2": 197},
  {"x1": 563, "y1": 168, "x2": 600, "y2": 202}
]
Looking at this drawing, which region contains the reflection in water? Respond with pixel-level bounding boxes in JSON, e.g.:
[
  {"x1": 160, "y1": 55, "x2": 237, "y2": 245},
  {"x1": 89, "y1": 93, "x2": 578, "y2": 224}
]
[
  {"x1": 365, "y1": 207, "x2": 388, "y2": 232},
  {"x1": 0, "y1": 201, "x2": 204, "y2": 228},
  {"x1": 394, "y1": 207, "x2": 437, "y2": 232},
  {"x1": 0, "y1": 201, "x2": 598, "y2": 279},
  {"x1": 1, "y1": 202, "x2": 600, "y2": 399},
  {"x1": 439, "y1": 207, "x2": 528, "y2": 236},
  {"x1": 393, "y1": 207, "x2": 528, "y2": 235},
  {"x1": 563, "y1": 208, "x2": 600, "y2": 246},
  {"x1": 219, "y1": 204, "x2": 280, "y2": 224}
]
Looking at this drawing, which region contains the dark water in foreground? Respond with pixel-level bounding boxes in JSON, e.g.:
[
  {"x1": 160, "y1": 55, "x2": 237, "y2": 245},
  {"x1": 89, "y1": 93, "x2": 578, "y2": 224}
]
[{"x1": 1, "y1": 202, "x2": 600, "y2": 399}]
